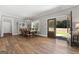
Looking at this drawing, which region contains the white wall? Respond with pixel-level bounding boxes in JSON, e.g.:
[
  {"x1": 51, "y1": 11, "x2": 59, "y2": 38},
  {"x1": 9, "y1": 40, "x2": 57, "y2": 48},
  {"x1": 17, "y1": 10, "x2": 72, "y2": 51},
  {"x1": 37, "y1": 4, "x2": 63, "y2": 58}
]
[
  {"x1": 72, "y1": 6, "x2": 79, "y2": 32},
  {"x1": 0, "y1": 21, "x2": 1, "y2": 35},
  {"x1": 0, "y1": 11, "x2": 2, "y2": 35}
]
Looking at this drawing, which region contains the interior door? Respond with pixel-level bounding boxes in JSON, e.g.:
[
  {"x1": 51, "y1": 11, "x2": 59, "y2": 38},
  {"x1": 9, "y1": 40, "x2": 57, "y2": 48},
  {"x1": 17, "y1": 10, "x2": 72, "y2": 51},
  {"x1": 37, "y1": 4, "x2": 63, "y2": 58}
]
[{"x1": 48, "y1": 18, "x2": 56, "y2": 38}]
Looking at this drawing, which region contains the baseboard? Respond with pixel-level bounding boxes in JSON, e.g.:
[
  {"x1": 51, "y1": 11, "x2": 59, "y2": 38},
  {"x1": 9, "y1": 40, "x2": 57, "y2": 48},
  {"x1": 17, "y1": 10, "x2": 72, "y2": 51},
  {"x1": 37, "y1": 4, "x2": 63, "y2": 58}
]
[
  {"x1": 12, "y1": 33, "x2": 19, "y2": 35},
  {"x1": 38, "y1": 34, "x2": 47, "y2": 37}
]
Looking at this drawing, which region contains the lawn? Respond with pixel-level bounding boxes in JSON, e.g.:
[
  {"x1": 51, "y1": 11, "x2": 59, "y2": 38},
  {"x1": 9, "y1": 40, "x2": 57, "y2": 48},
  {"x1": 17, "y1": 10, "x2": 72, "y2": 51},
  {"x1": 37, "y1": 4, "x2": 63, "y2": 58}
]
[
  {"x1": 56, "y1": 31, "x2": 69, "y2": 38},
  {"x1": 49, "y1": 28, "x2": 70, "y2": 38},
  {"x1": 56, "y1": 28, "x2": 70, "y2": 38}
]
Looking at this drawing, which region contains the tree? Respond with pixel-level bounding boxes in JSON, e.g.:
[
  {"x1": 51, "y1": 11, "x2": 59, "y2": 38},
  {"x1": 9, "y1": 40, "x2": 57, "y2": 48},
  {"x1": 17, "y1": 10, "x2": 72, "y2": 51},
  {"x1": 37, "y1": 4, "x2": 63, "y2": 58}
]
[{"x1": 56, "y1": 20, "x2": 70, "y2": 28}]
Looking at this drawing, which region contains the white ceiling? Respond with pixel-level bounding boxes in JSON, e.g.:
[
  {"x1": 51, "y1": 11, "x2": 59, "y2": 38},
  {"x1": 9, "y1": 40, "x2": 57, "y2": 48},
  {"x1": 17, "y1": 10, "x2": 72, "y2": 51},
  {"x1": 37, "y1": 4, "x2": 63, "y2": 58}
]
[{"x1": 0, "y1": 5, "x2": 58, "y2": 17}]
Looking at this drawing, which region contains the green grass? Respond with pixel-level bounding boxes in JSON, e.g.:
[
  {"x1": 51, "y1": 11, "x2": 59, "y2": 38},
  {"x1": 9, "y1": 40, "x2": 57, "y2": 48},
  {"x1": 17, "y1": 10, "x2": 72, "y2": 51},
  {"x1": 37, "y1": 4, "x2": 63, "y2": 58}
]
[
  {"x1": 57, "y1": 32, "x2": 67, "y2": 35},
  {"x1": 56, "y1": 32, "x2": 69, "y2": 38}
]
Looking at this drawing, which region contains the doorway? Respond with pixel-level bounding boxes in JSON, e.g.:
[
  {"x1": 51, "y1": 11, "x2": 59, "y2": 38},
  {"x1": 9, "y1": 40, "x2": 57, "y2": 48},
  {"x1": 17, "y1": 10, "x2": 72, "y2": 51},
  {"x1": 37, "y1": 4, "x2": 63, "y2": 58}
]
[
  {"x1": 3, "y1": 21, "x2": 12, "y2": 36},
  {"x1": 47, "y1": 16, "x2": 71, "y2": 39},
  {"x1": 56, "y1": 20, "x2": 70, "y2": 40},
  {"x1": 56, "y1": 15, "x2": 72, "y2": 42},
  {"x1": 47, "y1": 18, "x2": 56, "y2": 38}
]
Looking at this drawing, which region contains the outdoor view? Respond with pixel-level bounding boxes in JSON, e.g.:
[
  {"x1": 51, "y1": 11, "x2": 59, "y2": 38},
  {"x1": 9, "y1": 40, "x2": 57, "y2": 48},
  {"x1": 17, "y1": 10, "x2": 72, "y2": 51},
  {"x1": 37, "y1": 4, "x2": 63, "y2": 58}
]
[{"x1": 56, "y1": 20, "x2": 70, "y2": 38}]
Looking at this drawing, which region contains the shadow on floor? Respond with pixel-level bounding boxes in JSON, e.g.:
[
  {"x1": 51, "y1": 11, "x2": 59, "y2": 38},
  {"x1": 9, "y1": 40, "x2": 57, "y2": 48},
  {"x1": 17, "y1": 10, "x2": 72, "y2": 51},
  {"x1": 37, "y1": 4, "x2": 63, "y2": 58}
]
[{"x1": 56, "y1": 36, "x2": 67, "y2": 41}]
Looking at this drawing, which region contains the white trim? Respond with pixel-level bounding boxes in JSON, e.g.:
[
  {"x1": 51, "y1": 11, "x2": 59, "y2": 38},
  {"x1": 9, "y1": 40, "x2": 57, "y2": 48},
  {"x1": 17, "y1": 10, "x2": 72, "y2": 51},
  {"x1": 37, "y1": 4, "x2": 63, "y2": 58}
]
[
  {"x1": 12, "y1": 33, "x2": 19, "y2": 35},
  {"x1": 38, "y1": 34, "x2": 47, "y2": 37}
]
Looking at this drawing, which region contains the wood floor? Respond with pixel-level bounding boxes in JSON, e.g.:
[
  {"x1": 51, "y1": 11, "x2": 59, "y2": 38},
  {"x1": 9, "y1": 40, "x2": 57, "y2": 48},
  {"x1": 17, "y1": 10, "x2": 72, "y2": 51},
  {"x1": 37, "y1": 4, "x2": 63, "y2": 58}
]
[{"x1": 0, "y1": 35, "x2": 79, "y2": 54}]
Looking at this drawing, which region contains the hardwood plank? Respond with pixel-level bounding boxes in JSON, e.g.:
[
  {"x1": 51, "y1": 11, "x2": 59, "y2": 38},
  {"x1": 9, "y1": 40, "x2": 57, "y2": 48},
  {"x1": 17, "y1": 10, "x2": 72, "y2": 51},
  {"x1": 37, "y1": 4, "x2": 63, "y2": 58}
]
[{"x1": 0, "y1": 35, "x2": 79, "y2": 54}]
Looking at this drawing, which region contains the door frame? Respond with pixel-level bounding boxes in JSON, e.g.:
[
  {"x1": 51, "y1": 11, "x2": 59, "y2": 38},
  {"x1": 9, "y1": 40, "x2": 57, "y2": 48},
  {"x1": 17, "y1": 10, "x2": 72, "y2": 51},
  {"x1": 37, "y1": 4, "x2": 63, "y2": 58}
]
[
  {"x1": 47, "y1": 18, "x2": 56, "y2": 38},
  {"x1": 70, "y1": 11, "x2": 73, "y2": 46}
]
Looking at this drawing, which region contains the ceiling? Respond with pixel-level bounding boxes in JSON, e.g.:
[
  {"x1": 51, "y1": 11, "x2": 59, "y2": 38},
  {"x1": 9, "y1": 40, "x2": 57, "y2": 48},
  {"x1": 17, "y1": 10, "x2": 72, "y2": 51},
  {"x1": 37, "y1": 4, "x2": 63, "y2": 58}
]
[{"x1": 0, "y1": 5, "x2": 58, "y2": 17}]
